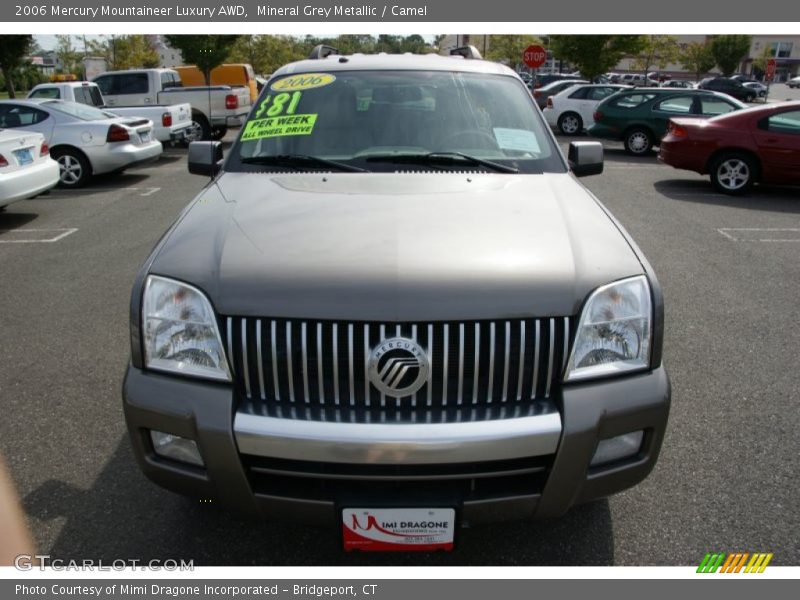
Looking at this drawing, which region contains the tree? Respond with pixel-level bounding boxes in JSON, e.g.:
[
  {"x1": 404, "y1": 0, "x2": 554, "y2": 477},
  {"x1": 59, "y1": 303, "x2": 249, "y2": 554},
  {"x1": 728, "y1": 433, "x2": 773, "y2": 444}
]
[
  {"x1": 375, "y1": 35, "x2": 403, "y2": 53},
  {"x1": 227, "y1": 35, "x2": 307, "y2": 76},
  {"x1": 55, "y1": 34, "x2": 82, "y2": 76},
  {"x1": 681, "y1": 41, "x2": 717, "y2": 81},
  {"x1": 486, "y1": 35, "x2": 541, "y2": 70},
  {"x1": 112, "y1": 36, "x2": 159, "y2": 70},
  {"x1": 0, "y1": 35, "x2": 34, "y2": 97},
  {"x1": 335, "y1": 35, "x2": 376, "y2": 55},
  {"x1": 549, "y1": 35, "x2": 644, "y2": 81},
  {"x1": 399, "y1": 35, "x2": 430, "y2": 54},
  {"x1": 86, "y1": 35, "x2": 158, "y2": 70},
  {"x1": 164, "y1": 35, "x2": 242, "y2": 77},
  {"x1": 710, "y1": 35, "x2": 752, "y2": 77},
  {"x1": 632, "y1": 35, "x2": 680, "y2": 77}
]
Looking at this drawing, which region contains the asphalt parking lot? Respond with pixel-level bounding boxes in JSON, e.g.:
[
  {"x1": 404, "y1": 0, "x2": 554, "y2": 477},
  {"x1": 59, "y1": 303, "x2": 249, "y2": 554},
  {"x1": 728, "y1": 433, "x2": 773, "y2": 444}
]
[{"x1": 0, "y1": 113, "x2": 798, "y2": 566}]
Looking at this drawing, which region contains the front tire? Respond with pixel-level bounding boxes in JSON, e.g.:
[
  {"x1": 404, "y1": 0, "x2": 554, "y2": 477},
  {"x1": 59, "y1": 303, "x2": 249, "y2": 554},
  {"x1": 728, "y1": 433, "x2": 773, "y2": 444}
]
[
  {"x1": 51, "y1": 148, "x2": 91, "y2": 188},
  {"x1": 623, "y1": 127, "x2": 653, "y2": 156},
  {"x1": 558, "y1": 112, "x2": 583, "y2": 136},
  {"x1": 710, "y1": 152, "x2": 756, "y2": 195}
]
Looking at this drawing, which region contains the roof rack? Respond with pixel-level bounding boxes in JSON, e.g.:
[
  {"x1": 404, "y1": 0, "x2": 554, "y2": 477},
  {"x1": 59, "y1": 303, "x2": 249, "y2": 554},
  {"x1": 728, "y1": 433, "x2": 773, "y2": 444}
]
[
  {"x1": 308, "y1": 44, "x2": 340, "y2": 60},
  {"x1": 449, "y1": 45, "x2": 483, "y2": 60}
]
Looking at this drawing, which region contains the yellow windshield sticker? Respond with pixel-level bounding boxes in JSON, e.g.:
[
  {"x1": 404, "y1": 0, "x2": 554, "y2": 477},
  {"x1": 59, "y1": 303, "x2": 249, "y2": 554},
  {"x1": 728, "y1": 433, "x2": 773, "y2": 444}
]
[
  {"x1": 240, "y1": 114, "x2": 318, "y2": 141},
  {"x1": 271, "y1": 73, "x2": 336, "y2": 92}
]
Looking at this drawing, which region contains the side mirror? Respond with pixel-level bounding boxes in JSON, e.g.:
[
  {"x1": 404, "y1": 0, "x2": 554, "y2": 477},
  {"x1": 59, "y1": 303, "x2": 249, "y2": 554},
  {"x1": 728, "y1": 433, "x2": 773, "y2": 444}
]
[
  {"x1": 188, "y1": 141, "x2": 224, "y2": 177},
  {"x1": 568, "y1": 141, "x2": 604, "y2": 177}
]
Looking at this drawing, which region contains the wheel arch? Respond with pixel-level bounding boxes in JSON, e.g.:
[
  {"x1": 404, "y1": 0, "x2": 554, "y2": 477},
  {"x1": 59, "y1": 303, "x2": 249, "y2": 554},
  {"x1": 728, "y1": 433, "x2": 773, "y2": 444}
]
[
  {"x1": 705, "y1": 147, "x2": 762, "y2": 180},
  {"x1": 622, "y1": 122, "x2": 656, "y2": 140},
  {"x1": 49, "y1": 144, "x2": 94, "y2": 177}
]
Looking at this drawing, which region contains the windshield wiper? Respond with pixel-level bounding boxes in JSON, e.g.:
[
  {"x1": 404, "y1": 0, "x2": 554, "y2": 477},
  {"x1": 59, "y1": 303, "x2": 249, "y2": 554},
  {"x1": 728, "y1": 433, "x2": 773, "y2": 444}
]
[
  {"x1": 240, "y1": 154, "x2": 368, "y2": 173},
  {"x1": 365, "y1": 151, "x2": 519, "y2": 174}
]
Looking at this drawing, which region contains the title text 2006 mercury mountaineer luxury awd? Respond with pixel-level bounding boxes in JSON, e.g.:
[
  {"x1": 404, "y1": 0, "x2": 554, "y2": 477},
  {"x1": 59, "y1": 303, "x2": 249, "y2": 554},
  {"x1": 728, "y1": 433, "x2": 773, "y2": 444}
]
[{"x1": 123, "y1": 46, "x2": 669, "y2": 551}]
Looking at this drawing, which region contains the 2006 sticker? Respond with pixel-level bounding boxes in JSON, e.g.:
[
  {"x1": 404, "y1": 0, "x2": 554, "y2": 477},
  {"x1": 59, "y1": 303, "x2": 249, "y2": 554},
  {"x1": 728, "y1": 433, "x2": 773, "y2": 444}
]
[
  {"x1": 271, "y1": 73, "x2": 336, "y2": 92},
  {"x1": 240, "y1": 114, "x2": 318, "y2": 141}
]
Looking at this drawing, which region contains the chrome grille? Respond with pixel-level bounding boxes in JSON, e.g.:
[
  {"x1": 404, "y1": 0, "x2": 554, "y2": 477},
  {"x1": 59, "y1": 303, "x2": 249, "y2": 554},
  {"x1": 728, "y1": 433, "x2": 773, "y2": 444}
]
[{"x1": 223, "y1": 317, "x2": 571, "y2": 416}]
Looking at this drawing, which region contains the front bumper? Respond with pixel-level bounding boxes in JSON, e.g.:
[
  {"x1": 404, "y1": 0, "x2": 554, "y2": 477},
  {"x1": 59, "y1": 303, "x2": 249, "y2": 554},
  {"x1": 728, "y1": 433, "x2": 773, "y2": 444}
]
[
  {"x1": 123, "y1": 365, "x2": 670, "y2": 525},
  {"x1": 586, "y1": 123, "x2": 620, "y2": 140},
  {"x1": 542, "y1": 108, "x2": 560, "y2": 128}
]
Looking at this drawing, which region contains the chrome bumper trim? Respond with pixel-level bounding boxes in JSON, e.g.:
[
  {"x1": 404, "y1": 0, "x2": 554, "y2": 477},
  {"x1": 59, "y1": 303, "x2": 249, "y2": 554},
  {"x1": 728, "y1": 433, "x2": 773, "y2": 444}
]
[{"x1": 234, "y1": 410, "x2": 562, "y2": 465}]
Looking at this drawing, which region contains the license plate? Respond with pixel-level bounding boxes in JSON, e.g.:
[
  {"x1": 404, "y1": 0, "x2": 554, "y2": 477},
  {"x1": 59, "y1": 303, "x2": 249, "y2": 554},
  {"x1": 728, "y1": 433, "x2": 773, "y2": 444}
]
[
  {"x1": 13, "y1": 148, "x2": 33, "y2": 166},
  {"x1": 342, "y1": 508, "x2": 455, "y2": 552},
  {"x1": 139, "y1": 131, "x2": 150, "y2": 143}
]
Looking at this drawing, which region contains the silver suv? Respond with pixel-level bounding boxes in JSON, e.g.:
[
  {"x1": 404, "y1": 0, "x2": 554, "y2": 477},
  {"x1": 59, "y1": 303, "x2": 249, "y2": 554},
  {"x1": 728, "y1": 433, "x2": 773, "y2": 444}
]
[{"x1": 123, "y1": 46, "x2": 669, "y2": 552}]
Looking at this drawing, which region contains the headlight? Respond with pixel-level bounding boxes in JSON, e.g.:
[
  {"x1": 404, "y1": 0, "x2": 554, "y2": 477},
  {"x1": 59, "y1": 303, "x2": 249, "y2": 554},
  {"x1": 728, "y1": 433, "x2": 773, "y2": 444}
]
[
  {"x1": 142, "y1": 275, "x2": 231, "y2": 381},
  {"x1": 565, "y1": 275, "x2": 652, "y2": 382}
]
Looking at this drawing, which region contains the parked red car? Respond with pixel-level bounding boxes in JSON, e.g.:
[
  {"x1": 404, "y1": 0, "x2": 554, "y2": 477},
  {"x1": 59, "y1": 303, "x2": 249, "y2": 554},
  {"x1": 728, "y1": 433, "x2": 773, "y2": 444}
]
[{"x1": 659, "y1": 101, "x2": 800, "y2": 194}]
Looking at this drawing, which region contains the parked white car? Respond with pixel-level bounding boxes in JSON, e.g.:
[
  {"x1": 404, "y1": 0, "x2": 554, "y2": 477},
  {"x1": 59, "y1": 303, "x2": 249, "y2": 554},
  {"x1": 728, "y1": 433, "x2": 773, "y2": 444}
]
[
  {"x1": 743, "y1": 81, "x2": 769, "y2": 98},
  {"x1": 543, "y1": 84, "x2": 630, "y2": 135},
  {"x1": 28, "y1": 82, "x2": 192, "y2": 145},
  {"x1": 620, "y1": 74, "x2": 659, "y2": 87},
  {"x1": 0, "y1": 129, "x2": 59, "y2": 209},
  {"x1": 0, "y1": 99, "x2": 163, "y2": 187},
  {"x1": 786, "y1": 76, "x2": 800, "y2": 89}
]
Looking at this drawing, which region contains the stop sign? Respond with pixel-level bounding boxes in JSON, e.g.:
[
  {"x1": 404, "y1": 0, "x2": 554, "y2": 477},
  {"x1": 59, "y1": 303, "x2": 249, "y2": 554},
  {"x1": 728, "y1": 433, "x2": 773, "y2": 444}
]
[
  {"x1": 765, "y1": 58, "x2": 776, "y2": 81},
  {"x1": 523, "y1": 45, "x2": 547, "y2": 69}
]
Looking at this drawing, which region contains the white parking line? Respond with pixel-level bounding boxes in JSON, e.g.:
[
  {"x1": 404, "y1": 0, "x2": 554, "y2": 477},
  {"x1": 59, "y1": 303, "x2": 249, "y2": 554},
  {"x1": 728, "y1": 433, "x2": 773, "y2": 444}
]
[
  {"x1": 0, "y1": 228, "x2": 78, "y2": 243},
  {"x1": 605, "y1": 164, "x2": 659, "y2": 169},
  {"x1": 718, "y1": 228, "x2": 800, "y2": 242},
  {"x1": 52, "y1": 187, "x2": 161, "y2": 196}
]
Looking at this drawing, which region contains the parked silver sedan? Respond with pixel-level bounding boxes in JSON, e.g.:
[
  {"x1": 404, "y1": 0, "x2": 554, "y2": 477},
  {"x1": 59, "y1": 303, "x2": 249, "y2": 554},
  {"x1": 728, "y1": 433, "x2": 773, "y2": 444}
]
[{"x1": 0, "y1": 99, "x2": 162, "y2": 187}]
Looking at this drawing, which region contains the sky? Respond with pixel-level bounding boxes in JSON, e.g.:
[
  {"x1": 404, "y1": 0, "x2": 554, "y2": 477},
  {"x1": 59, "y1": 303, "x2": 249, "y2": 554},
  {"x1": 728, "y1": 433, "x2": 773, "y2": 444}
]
[{"x1": 35, "y1": 34, "x2": 104, "y2": 51}]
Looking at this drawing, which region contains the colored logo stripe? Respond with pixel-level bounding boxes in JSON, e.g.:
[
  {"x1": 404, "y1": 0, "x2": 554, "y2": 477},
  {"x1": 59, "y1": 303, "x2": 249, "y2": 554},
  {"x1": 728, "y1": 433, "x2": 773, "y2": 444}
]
[
  {"x1": 745, "y1": 553, "x2": 773, "y2": 573},
  {"x1": 697, "y1": 553, "x2": 726, "y2": 573},
  {"x1": 697, "y1": 552, "x2": 773, "y2": 573}
]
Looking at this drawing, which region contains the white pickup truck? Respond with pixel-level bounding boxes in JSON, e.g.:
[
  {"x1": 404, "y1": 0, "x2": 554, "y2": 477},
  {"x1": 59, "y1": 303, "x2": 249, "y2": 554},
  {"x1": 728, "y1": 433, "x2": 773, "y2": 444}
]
[
  {"x1": 92, "y1": 69, "x2": 251, "y2": 141},
  {"x1": 27, "y1": 81, "x2": 192, "y2": 145}
]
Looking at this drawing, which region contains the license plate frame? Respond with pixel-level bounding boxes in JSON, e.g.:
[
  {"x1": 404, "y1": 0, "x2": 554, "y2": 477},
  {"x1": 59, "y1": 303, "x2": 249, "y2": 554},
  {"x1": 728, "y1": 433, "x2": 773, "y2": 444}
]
[
  {"x1": 139, "y1": 131, "x2": 150, "y2": 143},
  {"x1": 13, "y1": 147, "x2": 33, "y2": 166},
  {"x1": 341, "y1": 507, "x2": 456, "y2": 552}
]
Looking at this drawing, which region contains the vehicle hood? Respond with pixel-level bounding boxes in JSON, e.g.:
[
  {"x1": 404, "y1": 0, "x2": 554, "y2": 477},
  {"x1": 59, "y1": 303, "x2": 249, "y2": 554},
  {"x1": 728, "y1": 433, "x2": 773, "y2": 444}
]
[{"x1": 150, "y1": 172, "x2": 644, "y2": 321}]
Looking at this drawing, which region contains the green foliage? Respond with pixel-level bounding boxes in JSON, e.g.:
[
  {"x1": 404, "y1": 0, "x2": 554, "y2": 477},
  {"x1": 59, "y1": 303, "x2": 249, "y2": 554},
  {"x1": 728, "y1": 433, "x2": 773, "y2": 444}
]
[
  {"x1": 86, "y1": 35, "x2": 159, "y2": 70},
  {"x1": 486, "y1": 35, "x2": 541, "y2": 70},
  {"x1": 116, "y1": 36, "x2": 158, "y2": 70},
  {"x1": 710, "y1": 35, "x2": 752, "y2": 76},
  {"x1": 681, "y1": 41, "x2": 717, "y2": 80},
  {"x1": 0, "y1": 35, "x2": 34, "y2": 97},
  {"x1": 549, "y1": 35, "x2": 644, "y2": 81},
  {"x1": 632, "y1": 35, "x2": 680, "y2": 75},
  {"x1": 226, "y1": 35, "x2": 434, "y2": 76},
  {"x1": 164, "y1": 35, "x2": 242, "y2": 76},
  {"x1": 227, "y1": 35, "x2": 307, "y2": 76},
  {"x1": 55, "y1": 35, "x2": 82, "y2": 75}
]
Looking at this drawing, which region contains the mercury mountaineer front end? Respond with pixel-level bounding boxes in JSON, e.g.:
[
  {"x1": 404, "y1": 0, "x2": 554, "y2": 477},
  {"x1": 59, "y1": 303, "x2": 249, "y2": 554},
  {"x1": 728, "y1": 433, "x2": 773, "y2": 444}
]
[{"x1": 123, "y1": 48, "x2": 669, "y2": 550}]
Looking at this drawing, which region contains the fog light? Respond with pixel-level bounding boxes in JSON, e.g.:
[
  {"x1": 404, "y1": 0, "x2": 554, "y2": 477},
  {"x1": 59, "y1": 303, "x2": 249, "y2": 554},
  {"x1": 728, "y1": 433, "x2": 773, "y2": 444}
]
[
  {"x1": 590, "y1": 431, "x2": 644, "y2": 467},
  {"x1": 150, "y1": 430, "x2": 204, "y2": 467}
]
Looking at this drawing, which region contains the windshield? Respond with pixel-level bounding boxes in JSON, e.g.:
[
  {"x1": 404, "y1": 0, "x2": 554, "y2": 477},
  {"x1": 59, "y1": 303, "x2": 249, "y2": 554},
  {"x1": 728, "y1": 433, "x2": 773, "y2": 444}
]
[
  {"x1": 227, "y1": 70, "x2": 565, "y2": 174},
  {"x1": 43, "y1": 100, "x2": 110, "y2": 121}
]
